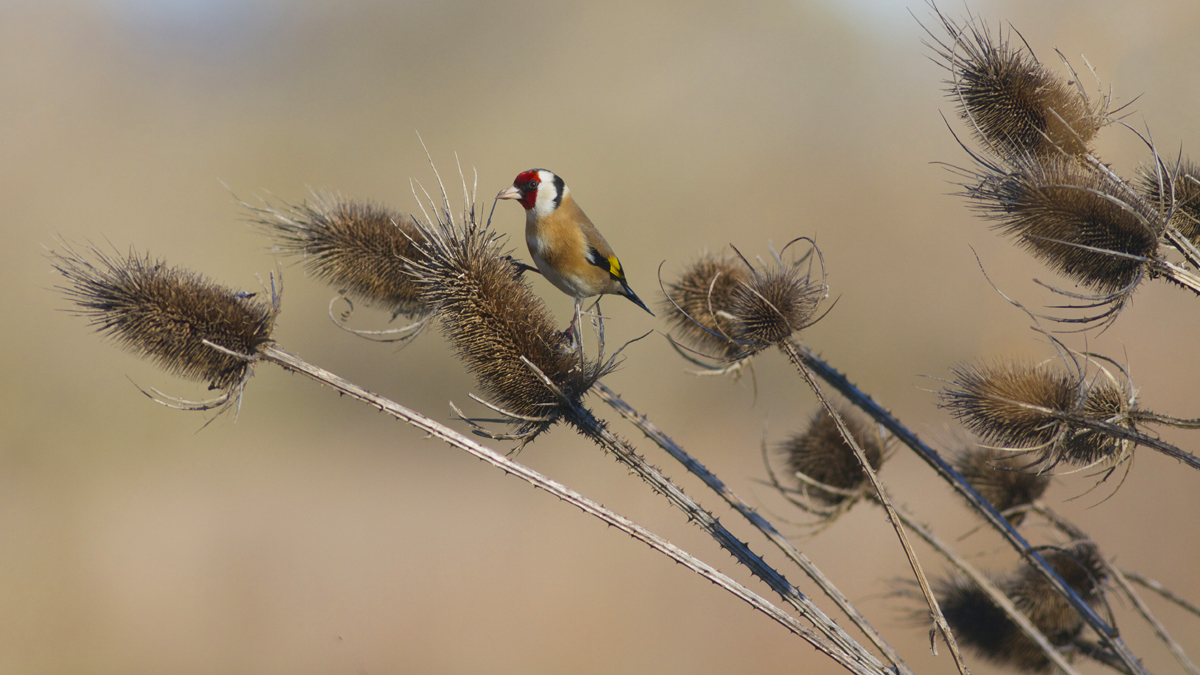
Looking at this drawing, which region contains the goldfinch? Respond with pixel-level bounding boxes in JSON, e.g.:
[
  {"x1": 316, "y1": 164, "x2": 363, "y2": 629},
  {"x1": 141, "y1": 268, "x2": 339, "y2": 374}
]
[{"x1": 497, "y1": 169, "x2": 653, "y2": 336}]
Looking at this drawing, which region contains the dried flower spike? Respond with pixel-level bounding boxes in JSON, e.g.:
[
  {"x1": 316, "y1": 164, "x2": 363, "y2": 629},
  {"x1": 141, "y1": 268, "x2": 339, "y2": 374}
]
[
  {"x1": 1007, "y1": 542, "x2": 1108, "y2": 645},
  {"x1": 783, "y1": 407, "x2": 883, "y2": 507},
  {"x1": 664, "y1": 242, "x2": 826, "y2": 360},
  {"x1": 933, "y1": 574, "x2": 1057, "y2": 673},
  {"x1": 249, "y1": 192, "x2": 430, "y2": 319},
  {"x1": 941, "y1": 358, "x2": 1133, "y2": 470},
  {"x1": 952, "y1": 444, "x2": 1051, "y2": 525},
  {"x1": 49, "y1": 244, "x2": 278, "y2": 393},
  {"x1": 929, "y1": 9, "x2": 1104, "y2": 160},
  {"x1": 662, "y1": 251, "x2": 752, "y2": 360},
  {"x1": 967, "y1": 154, "x2": 1162, "y2": 299},
  {"x1": 408, "y1": 210, "x2": 604, "y2": 437},
  {"x1": 1137, "y1": 159, "x2": 1200, "y2": 247},
  {"x1": 931, "y1": 542, "x2": 1106, "y2": 673}
]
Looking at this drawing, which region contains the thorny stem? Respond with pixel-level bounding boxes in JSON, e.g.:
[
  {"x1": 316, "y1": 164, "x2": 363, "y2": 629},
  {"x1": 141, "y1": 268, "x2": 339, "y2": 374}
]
[
  {"x1": 1121, "y1": 571, "x2": 1200, "y2": 619},
  {"x1": 257, "y1": 346, "x2": 875, "y2": 674},
  {"x1": 560, "y1": 402, "x2": 890, "y2": 675},
  {"x1": 592, "y1": 381, "x2": 911, "y2": 675},
  {"x1": 1109, "y1": 565, "x2": 1200, "y2": 675},
  {"x1": 778, "y1": 341, "x2": 970, "y2": 675},
  {"x1": 1031, "y1": 503, "x2": 1199, "y2": 675},
  {"x1": 788, "y1": 339, "x2": 1150, "y2": 675}
]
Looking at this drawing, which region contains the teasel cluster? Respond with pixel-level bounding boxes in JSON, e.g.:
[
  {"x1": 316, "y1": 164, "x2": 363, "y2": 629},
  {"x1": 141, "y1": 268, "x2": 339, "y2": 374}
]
[
  {"x1": 928, "y1": 7, "x2": 1200, "y2": 325},
  {"x1": 48, "y1": 243, "x2": 279, "y2": 410},
  {"x1": 931, "y1": 542, "x2": 1109, "y2": 673},
  {"x1": 662, "y1": 242, "x2": 827, "y2": 362},
  {"x1": 941, "y1": 350, "x2": 1200, "y2": 476}
]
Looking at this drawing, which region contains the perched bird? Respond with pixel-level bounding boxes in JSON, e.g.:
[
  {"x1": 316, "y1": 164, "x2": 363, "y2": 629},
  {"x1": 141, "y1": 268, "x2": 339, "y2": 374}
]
[{"x1": 497, "y1": 169, "x2": 653, "y2": 338}]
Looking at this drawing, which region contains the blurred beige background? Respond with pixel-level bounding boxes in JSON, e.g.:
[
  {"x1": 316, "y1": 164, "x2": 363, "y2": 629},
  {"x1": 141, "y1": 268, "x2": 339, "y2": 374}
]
[{"x1": 5, "y1": 0, "x2": 1198, "y2": 673}]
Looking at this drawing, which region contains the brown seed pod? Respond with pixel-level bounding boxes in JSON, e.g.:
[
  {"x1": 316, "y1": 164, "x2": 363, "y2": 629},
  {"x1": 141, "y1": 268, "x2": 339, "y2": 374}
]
[
  {"x1": 662, "y1": 251, "x2": 752, "y2": 360},
  {"x1": 49, "y1": 244, "x2": 278, "y2": 392},
  {"x1": 933, "y1": 574, "x2": 1060, "y2": 673},
  {"x1": 943, "y1": 360, "x2": 1078, "y2": 451},
  {"x1": 1136, "y1": 159, "x2": 1200, "y2": 246},
  {"x1": 941, "y1": 359, "x2": 1133, "y2": 469},
  {"x1": 249, "y1": 192, "x2": 429, "y2": 318},
  {"x1": 729, "y1": 258, "x2": 825, "y2": 354},
  {"x1": 1007, "y1": 542, "x2": 1108, "y2": 645},
  {"x1": 783, "y1": 407, "x2": 883, "y2": 507},
  {"x1": 929, "y1": 10, "x2": 1103, "y2": 160},
  {"x1": 951, "y1": 444, "x2": 1051, "y2": 524},
  {"x1": 967, "y1": 154, "x2": 1162, "y2": 298},
  {"x1": 664, "y1": 243, "x2": 826, "y2": 360},
  {"x1": 408, "y1": 216, "x2": 603, "y2": 436}
]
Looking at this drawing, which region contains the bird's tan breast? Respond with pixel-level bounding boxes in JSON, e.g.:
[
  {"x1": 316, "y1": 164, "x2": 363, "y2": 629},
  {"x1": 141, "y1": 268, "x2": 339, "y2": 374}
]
[{"x1": 526, "y1": 200, "x2": 614, "y2": 298}]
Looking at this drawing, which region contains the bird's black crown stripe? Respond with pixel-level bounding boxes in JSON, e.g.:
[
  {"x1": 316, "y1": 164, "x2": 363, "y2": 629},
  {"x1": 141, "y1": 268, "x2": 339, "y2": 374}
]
[{"x1": 552, "y1": 174, "x2": 565, "y2": 208}]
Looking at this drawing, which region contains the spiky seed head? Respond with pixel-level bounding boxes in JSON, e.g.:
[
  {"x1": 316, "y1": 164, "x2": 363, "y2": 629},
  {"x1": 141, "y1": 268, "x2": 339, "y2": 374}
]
[
  {"x1": 728, "y1": 263, "x2": 825, "y2": 353},
  {"x1": 250, "y1": 193, "x2": 429, "y2": 318},
  {"x1": 50, "y1": 244, "x2": 277, "y2": 391},
  {"x1": 933, "y1": 12, "x2": 1103, "y2": 160},
  {"x1": 1007, "y1": 542, "x2": 1108, "y2": 645},
  {"x1": 1136, "y1": 159, "x2": 1200, "y2": 246},
  {"x1": 662, "y1": 252, "x2": 753, "y2": 360},
  {"x1": 783, "y1": 407, "x2": 883, "y2": 506},
  {"x1": 968, "y1": 155, "x2": 1161, "y2": 297},
  {"x1": 664, "y1": 247, "x2": 826, "y2": 359},
  {"x1": 932, "y1": 574, "x2": 1059, "y2": 673},
  {"x1": 943, "y1": 360, "x2": 1079, "y2": 451},
  {"x1": 409, "y1": 217, "x2": 602, "y2": 435},
  {"x1": 942, "y1": 360, "x2": 1133, "y2": 469},
  {"x1": 1065, "y1": 378, "x2": 1132, "y2": 466},
  {"x1": 952, "y1": 444, "x2": 1051, "y2": 524}
]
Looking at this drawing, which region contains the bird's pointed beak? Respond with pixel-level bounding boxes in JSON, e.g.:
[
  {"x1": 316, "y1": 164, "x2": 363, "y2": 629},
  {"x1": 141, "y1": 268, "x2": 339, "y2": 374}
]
[{"x1": 496, "y1": 185, "x2": 521, "y2": 201}]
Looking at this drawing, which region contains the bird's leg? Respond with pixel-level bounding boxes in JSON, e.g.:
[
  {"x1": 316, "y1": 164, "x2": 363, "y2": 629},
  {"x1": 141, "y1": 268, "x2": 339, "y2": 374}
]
[{"x1": 563, "y1": 298, "x2": 584, "y2": 351}]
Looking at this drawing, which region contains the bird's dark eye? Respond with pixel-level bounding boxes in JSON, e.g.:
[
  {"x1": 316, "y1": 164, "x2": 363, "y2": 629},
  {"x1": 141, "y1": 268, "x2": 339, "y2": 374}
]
[{"x1": 524, "y1": 181, "x2": 538, "y2": 192}]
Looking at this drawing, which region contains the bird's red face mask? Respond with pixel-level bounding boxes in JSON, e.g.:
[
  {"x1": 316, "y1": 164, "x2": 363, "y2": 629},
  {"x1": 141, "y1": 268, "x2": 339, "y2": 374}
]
[{"x1": 496, "y1": 170, "x2": 542, "y2": 211}]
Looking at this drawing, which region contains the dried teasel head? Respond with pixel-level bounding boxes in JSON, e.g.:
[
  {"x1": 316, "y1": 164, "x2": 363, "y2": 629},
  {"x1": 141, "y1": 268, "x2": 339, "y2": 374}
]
[
  {"x1": 662, "y1": 251, "x2": 752, "y2": 360},
  {"x1": 248, "y1": 192, "x2": 430, "y2": 319},
  {"x1": 941, "y1": 358, "x2": 1135, "y2": 471},
  {"x1": 408, "y1": 208, "x2": 605, "y2": 437},
  {"x1": 49, "y1": 243, "x2": 278, "y2": 404},
  {"x1": 928, "y1": 9, "x2": 1105, "y2": 160},
  {"x1": 1136, "y1": 158, "x2": 1200, "y2": 247},
  {"x1": 931, "y1": 574, "x2": 1060, "y2": 673},
  {"x1": 966, "y1": 154, "x2": 1162, "y2": 305},
  {"x1": 1006, "y1": 542, "x2": 1108, "y2": 646},
  {"x1": 664, "y1": 241, "x2": 827, "y2": 360},
  {"x1": 952, "y1": 443, "x2": 1051, "y2": 525},
  {"x1": 783, "y1": 407, "x2": 883, "y2": 507}
]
